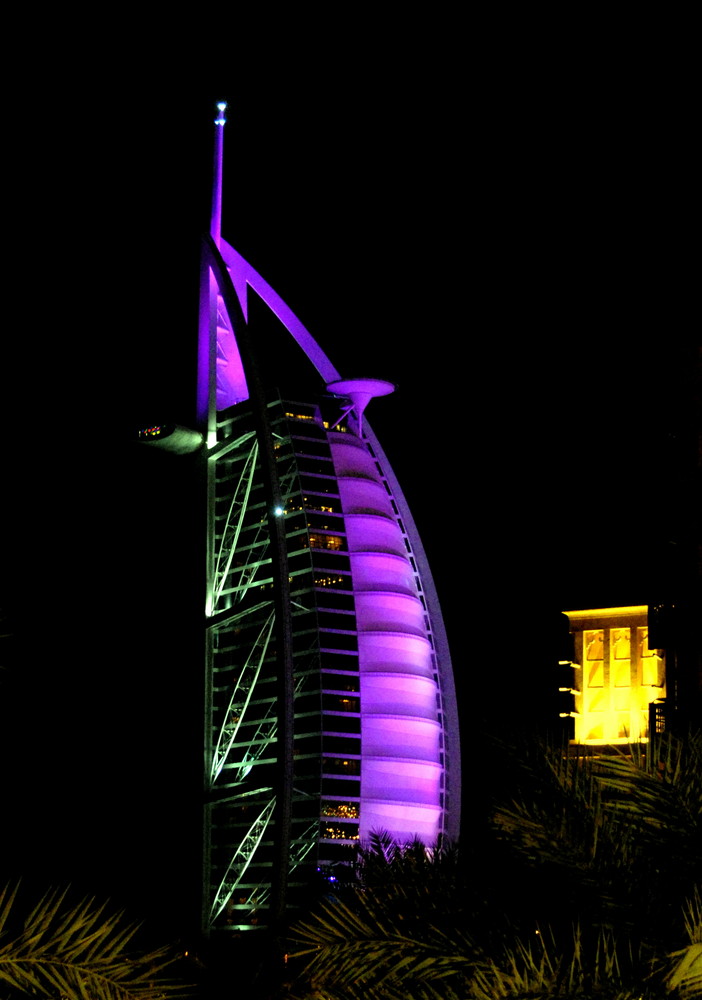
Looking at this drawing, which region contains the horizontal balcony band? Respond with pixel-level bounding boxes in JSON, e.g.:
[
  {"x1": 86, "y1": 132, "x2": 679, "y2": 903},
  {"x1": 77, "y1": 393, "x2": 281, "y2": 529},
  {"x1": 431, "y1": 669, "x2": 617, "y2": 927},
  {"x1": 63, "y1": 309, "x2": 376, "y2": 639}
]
[{"x1": 361, "y1": 755, "x2": 442, "y2": 768}]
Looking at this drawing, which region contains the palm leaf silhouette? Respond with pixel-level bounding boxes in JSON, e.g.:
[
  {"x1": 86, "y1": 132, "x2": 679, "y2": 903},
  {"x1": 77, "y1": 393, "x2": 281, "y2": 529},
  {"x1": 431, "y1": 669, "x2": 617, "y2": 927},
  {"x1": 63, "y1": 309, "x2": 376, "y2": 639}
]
[{"x1": 0, "y1": 883, "x2": 190, "y2": 999}]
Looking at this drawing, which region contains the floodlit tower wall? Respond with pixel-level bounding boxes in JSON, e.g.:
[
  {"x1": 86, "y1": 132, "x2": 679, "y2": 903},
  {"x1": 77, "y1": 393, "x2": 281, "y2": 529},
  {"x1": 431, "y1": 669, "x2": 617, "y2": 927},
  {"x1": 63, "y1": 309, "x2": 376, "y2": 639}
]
[
  {"x1": 199, "y1": 112, "x2": 460, "y2": 934},
  {"x1": 328, "y1": 430, "x2": 445, "y2": 843}
]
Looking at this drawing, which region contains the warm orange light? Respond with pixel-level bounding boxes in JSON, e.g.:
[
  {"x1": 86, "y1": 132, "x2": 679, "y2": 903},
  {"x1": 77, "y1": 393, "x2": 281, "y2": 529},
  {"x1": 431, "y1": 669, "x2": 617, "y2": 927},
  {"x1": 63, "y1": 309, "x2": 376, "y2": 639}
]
[{"x1": 563, "y1": 606, "x2": 666, "y2": 746}]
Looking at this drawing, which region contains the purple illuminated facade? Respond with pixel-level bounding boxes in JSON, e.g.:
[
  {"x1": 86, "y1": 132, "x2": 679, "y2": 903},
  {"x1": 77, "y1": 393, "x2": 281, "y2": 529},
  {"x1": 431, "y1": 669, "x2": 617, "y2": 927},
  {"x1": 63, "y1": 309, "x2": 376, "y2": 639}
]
[{"x1": 200, "y1": 106, "x2": 460, "y2": 934}]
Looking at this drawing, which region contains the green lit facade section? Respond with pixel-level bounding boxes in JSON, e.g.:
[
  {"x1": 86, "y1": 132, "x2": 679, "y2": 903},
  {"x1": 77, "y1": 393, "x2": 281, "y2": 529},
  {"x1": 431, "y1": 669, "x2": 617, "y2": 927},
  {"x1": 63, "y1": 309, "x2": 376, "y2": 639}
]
[{"x1": 204, "y1": 397, "x2": 361, "y2": 932}]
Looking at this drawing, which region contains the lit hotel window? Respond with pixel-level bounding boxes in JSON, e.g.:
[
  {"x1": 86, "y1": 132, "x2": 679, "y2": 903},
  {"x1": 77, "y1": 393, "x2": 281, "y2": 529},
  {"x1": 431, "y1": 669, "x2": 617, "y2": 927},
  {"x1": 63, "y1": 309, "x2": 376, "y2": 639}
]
[
  {"x1": 321, "y1": 825, "x2": 360, "y2": 840},
  {"x1": 308, "y1": 533, "x2": 344, "y2": 551},
  {"x1": 321, "y1": 803, "x2": 360, "y2": 819},
  {"x1": 314, "y1": 574, "x2": 346, "y2": 588},
  {"x1": 565, "y1": 607, "x2": 666, "y2": 745},
  {"x1": 285, "y1": 410, "x2": 316, "y2": 422}
]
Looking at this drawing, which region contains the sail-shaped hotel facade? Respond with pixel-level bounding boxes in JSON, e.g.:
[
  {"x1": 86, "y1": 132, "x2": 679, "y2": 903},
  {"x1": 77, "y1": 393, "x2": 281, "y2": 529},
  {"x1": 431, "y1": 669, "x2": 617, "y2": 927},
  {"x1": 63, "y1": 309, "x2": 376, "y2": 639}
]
[{"x1": 196, "y1": 105, "x2": 460, "y2": 934}]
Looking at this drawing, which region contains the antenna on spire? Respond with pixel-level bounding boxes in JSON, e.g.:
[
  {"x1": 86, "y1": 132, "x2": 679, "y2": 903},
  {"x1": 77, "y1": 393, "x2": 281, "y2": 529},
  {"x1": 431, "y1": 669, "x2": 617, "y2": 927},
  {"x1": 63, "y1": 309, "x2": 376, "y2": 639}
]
[{"x1": 211, "y1": 101, "x2": 227, "y2": 248}]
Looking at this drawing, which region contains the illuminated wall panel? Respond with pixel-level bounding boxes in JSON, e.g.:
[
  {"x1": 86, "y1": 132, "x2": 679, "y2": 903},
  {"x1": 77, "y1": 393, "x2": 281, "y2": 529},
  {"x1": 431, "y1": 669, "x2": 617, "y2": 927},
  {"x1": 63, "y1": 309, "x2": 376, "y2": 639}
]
[
  {"x1": 354, "y1": 592, "x2": 428, "y2": 636},
  {"x1": 564, "y1": 607, "x2": 666, "y2": 745},
  {"x1": 326, "y1": 428, "x2": 446, "y2": 846},
  {"x1": 336, "y1": 477, "x2": 396, "y2": 518},
  {"x1": 362, "y1": 759, "x2": 444, "y2": 802},
  {"x1": 362, "y1": 716, "x2": 441, "y2": 760},
  {"x1": 329, "y1": 438, "x2": 382, "y2": 478},
  {"x1": 343, "y1": 513, "x2": 407, "y2": 555},
  {"x1": 361, "y1": 673, "x2": 439, "y2": 718},
  {"x1": 348, "y1": 552, "x2": 416, "y2": 594},
  {"x1": 358, "y1": 633, "x2": 435, "y2": 677},
  {"x1": 360, "y1": 801, "x2": 443, "y2": 844}
]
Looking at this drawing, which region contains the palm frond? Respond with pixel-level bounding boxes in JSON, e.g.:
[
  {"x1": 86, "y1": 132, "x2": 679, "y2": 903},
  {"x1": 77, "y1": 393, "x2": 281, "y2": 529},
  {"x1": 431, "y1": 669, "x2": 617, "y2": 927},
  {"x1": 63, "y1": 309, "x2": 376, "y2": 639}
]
[
  {"x1": 289, "y1": 882, "x2": 477, "y2": 999},
  {"x1": 594, "y1": 733, "x2": 702, "y2": 841},
  {"x1": 468, "y1": 923, "x2": 664, "y2": 1000},
  {"x1": 0, "y1": 883, "x2": 191, "y2": 999},
  {"x1": 661, "y1": 887, "x2": 702, "y2": 999},
  {"x1": 489, "y1": 732, "x2": 702, "y2": 941}
]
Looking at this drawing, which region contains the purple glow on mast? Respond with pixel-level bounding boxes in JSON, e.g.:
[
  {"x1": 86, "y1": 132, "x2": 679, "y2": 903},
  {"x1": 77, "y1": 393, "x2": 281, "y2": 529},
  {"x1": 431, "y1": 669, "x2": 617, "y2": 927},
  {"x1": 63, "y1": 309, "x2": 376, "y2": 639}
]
[
  {"x1": 197, "y1": 104, "x2": 249, "y2": 427},
  {"x1": 219, "y1": 240, "x2": 340, "y2": 384},
  {"x1": 198, "y1": 98, "x2": 343, "y2": 424},
  {"x1": 211, "y1": 103, "x2": 227, "y2": 247},
  {"x1": 206, "y1": 233, "x2": 344, "y2": 414}
]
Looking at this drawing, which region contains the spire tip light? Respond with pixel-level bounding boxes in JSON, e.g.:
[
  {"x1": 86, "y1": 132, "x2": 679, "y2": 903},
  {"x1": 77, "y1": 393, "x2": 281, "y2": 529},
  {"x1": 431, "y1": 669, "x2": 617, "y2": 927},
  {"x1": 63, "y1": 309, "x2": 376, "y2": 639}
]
[{"x1": 215, "y1": 101, "x2": 227, "y2": 126}]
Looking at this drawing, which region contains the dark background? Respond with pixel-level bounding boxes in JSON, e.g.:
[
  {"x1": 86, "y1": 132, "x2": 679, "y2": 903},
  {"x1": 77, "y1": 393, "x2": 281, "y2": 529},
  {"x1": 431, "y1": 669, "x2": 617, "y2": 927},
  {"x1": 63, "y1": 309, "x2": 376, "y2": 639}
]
[{"x1": 1, "y1": 43, "x2": 697, "y2": 946}]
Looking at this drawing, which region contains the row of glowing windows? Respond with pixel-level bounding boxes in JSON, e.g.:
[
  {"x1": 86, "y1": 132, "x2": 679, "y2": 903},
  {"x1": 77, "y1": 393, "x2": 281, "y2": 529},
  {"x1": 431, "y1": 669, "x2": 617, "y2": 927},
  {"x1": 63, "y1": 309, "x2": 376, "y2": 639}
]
[
  {"x1": 328, "y1": 697, "x2": 358, "y2": 710},
  {"x1": 284, "y1": 410, "x2": 349, "y2": 432},
  {"x1": 291, "y1": 500, "x2": 335, "y2": 513},
  {"x1": 273, "y1": 497, "x2": 338, "y2": 516},
  {"x1": 324, "y1": 758, "x2": 360, "y2": 774},
  {"x1": 322, "y1": 826, "x2": 360, "y2": 841},
  {"x1": 308, "y1": 533, "x2": 344, "y2": 550},
  {"x1": 255, "y1": 572, "x2": 350, "y2": 591},
  {"x1": 138, "y1": 425, "x2": 165, "y2": 438},
  {"x1": 321, "y1": 803, "x2": 359, "y2": 819}
]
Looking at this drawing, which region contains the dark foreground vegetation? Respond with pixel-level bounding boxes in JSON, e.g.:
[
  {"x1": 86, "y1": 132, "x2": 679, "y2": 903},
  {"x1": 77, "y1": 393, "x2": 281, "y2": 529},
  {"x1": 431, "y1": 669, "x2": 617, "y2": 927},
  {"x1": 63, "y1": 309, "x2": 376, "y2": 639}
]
[
  {"x1": 282, "y1": 731, "x2": 702, "y2": 1000},
  {"x1": 2, "y1": 731, "x2": 700, "y2": 999}
]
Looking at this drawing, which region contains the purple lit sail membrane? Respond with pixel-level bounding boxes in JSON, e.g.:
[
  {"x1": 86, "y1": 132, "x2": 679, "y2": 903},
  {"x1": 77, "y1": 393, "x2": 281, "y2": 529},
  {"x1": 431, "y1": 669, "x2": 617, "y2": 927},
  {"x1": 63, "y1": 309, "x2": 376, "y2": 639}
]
[{"x1": 203, "y1": 234, "x2": 460, "y2": 845}]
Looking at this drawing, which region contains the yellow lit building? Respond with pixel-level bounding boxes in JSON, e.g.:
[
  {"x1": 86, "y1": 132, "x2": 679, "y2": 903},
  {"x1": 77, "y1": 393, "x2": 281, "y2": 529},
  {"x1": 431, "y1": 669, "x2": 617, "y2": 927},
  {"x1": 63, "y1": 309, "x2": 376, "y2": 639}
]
[{"x1": 563, "y1": 606, "x2": 666, "y2": 745}]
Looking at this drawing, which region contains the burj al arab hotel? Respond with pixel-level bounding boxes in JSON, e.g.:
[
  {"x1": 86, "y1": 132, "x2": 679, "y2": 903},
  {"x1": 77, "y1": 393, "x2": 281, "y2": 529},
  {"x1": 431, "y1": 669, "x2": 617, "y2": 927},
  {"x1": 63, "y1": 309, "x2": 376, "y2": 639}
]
[{"x1": 188, "y1": 103, "x2": 460, "y2": 935}]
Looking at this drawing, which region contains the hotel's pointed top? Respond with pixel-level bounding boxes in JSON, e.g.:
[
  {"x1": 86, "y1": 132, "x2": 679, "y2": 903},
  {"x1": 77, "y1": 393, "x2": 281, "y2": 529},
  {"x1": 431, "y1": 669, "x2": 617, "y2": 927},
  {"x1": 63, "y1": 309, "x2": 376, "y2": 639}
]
[{"x1": 211, "y1": 101, "x2": 227, "y2": 247}]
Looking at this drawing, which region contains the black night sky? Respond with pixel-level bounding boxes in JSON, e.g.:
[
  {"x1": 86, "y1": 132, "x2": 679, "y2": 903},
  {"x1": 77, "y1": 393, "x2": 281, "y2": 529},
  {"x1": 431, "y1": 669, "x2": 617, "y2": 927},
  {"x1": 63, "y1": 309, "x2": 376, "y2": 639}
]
[{"x1": 1, "y1": 44, "x2": 697, "y2": 949}]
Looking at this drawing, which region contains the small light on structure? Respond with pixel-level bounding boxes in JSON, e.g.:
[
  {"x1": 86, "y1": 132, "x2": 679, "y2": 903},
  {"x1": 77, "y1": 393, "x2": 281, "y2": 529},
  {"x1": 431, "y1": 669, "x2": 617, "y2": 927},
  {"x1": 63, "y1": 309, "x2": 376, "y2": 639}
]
[
  {"x1": 274, "y1": 506, "x2": 284, "y2": 517},
  {"x1": 137, "y1": 423, "x2": 203, "y2": 454}
]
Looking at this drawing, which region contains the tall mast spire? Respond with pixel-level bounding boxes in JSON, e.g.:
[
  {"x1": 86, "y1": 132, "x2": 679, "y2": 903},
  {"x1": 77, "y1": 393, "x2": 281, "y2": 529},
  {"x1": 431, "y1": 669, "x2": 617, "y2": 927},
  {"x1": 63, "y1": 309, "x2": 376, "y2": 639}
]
[{"x1": 211, "y1": 101, "x2": 227, "y2": 248}]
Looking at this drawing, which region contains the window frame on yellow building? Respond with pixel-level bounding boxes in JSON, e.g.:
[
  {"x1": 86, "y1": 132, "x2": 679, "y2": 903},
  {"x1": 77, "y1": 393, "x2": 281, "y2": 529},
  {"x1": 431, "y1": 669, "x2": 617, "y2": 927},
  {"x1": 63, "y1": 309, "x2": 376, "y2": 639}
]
[{"x1": 564, "y1": 606, "x2": 666, "y2": 745}]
